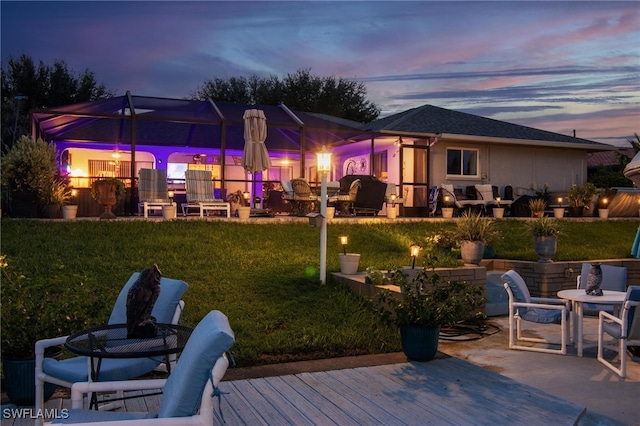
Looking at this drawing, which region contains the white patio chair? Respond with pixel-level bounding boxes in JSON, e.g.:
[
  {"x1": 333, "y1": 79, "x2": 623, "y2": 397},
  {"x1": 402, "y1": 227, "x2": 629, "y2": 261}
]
[
  {"x1": 137, "y1": 169, "x2": 176, "y2": 218},
  {"x1": 597, "y1": 286, "x2": 640, "y2": 378},
  {"x1": 576, "y1": 263, "x2": 627, "y2": 315},
  {"x1": 183, "y1": 170, "x2": 231, "y2": 217},
  {"x1": 502, "y1": 270, "x2": 570, "y2": 355},
  {"x1": 50, "y1": 310, "x2": 234, "y2": 425},
  {"x1": 35, "y1": 273, "x2": 188, "y2": 425}
]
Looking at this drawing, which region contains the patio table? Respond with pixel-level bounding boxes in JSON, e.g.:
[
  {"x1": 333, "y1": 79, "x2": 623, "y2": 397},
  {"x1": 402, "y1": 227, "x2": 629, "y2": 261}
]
[
  {"x1": 557, "y1": 289, "x2": 626, "y2": 356},
  {"x1": 65, "y1": 323, "x2": 192, "y2": 409}
]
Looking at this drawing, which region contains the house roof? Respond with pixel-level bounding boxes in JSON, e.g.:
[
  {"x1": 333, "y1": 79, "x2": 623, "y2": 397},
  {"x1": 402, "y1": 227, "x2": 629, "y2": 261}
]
[
  {"x1": 365, "y1": 104, "x2": 614, "y2": 151},
  {"x1": 588, "y1": 148, "x2": 635, "y2": 167},
  {"x1": 32, "y1": 95, "x2": 615, "y2": 153}
]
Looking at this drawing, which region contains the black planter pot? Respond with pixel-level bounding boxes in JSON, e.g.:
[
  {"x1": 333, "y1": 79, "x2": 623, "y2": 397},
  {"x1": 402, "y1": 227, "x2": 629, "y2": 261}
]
[
  {"x1": 400, "y1": 324, "x2": 441, "y2": 362},
  {"x1": 567, "y1": 206, "x2": 585, "y2": 217},
  {"x1": 1, "y1": 347, "x2": 61, "y2": 406},
  {"x1": 39, "y1": 204, "x2": 61, "y2": 219},
  {"x1": 9, "y1": 190, "x2": 38, "y2": 218}
]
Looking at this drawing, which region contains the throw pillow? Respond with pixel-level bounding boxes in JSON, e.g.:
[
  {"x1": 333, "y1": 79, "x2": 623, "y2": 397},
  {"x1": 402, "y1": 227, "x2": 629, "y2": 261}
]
[{"x1": 585, "y1": 263, "x2": 603, "y2": 296}]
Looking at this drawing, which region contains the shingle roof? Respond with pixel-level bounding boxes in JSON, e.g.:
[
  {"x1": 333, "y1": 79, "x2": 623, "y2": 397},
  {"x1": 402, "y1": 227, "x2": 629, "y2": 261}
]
[{"x1": 366, "y1": 104, "x2": 610, "y2": 148}]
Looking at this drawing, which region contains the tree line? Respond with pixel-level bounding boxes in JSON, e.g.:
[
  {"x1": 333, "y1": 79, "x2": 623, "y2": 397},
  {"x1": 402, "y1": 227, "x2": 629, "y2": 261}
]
[{"x1": 1, "y1": 54, "x2": 380, "y2": 148}]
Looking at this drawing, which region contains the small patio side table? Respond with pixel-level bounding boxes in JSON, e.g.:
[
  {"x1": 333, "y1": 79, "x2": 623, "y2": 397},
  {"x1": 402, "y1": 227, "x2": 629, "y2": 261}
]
[
  {"x1": 65, "y1": 323, "x2": 192, "y2": 409},
  {"x1": 557, "y1": 289, "x2": 626, "y2": 357}
]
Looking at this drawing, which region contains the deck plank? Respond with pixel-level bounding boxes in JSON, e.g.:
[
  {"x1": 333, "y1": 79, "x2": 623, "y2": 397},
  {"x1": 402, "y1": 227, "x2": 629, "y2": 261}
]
[{"x1": 14, "y1": 357, "x2": 584, "y2": 425}]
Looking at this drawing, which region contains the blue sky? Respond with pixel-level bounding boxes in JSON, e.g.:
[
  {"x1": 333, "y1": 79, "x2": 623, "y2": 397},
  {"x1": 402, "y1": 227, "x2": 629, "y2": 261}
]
[{"x1": 2, "y1": 1, "x2": 638, "y2": 146}]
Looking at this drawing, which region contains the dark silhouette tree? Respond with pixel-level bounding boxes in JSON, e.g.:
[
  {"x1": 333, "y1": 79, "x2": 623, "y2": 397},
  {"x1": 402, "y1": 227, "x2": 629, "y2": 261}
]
[
  {"x1": 1, "y1": 54, "x2": 114, "y2": 147},
  {"x1": 192, "y1": 69, "x2": 380, "y2": 123}
]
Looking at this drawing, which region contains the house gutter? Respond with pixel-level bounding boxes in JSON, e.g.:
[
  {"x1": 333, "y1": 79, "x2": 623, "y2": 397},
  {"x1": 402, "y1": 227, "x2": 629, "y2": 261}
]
[{"x1": 375, "y1": 130, "x2": 616, "y2": 152}]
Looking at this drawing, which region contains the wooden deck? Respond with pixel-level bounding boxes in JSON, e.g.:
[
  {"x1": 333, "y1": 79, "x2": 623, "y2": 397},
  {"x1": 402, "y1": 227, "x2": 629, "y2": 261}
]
[{"x1": 17, "y1": 355, "x2": 585, "y2": 425}]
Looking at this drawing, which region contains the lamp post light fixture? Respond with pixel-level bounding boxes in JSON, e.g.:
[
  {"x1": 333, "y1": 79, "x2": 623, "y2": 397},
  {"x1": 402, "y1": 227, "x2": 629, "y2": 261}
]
[
  {"x1": 317, "y1": 146, "x2": 332, "y2": 284},
  {"x1": 410, "y1": 243, "x2": 422, "y2": 269},
  {"x1": 168, "y1": 190, "x2": 175, "y2": 203},
  {"x1": 339, "y1": 234, "x2": 348, "y2": 255},
  {"x1": 242, "y1": 191, "x2": 250, "y2": 205}
]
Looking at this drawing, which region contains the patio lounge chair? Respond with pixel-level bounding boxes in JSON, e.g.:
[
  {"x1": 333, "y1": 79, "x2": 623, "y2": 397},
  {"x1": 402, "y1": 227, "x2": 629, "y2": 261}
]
[
  {"x1": 440, "y1": 184, "x2": 484, "y2": 215},
  {"x1": 35, "y1": 273, "x2": 188, "y2": 424},
  {"x1": 502, "y1": 270, "x2": 569, "y2": 355},
  {"x1": 138, "y1": 169, "x2": 176, "y2": 218},
  {"x1": 598, "y1": 286, "x2": 640, "y2": 378},
  {"x1": 51, "y1": 310, "x2": 234, "y2": 425},
  {"x1": 183, "y1": 170, "x2": 231, "y2": 218}
]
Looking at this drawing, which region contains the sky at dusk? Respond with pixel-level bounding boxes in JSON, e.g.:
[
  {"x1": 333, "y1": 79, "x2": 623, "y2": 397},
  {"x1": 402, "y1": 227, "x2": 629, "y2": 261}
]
[{"x1": 2, "y1": 1, "x2": 639, "y2": 146}]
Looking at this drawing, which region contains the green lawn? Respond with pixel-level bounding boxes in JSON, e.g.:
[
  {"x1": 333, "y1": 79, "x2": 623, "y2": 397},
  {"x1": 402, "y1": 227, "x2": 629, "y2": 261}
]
[{"x1": 1, "y1": 219, "x2": 637, "y2": 366}]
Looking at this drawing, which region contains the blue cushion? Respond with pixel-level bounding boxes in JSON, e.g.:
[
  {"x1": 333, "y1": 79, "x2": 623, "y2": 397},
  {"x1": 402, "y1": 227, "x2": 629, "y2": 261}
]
[
  {"x1": 521, "y1": 307, "x2": 564, "y2": 324},
  {"x1": 157, "y1": 310, "x2": 235, "y2": 418},
  {"x1": 502, "y1": 271, "x2": 531, "y2": 316},
  {"x1": 108, "y1": 274, "x2": 188, "y2": 325},
  {"x1": 43, "y1": 356, "x2": 160, "y2": 383},
  {"x1": 57, "y1": 409, "x2": 154, "y2": 423}
]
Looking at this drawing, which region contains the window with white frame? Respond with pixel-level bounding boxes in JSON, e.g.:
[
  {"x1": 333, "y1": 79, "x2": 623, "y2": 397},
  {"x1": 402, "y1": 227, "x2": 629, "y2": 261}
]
[{"x1": 446, "y1": 148, "x2": 479, "y2": 178}]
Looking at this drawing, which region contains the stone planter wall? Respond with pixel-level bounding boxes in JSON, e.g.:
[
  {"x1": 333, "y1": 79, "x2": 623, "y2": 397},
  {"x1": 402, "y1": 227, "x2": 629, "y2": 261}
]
[
  {"x1": 481, "y1": 258, "x2": 640, "y2": 298},
  {"x1": 333, "y1": 258, "x2": 640, "y2": 306}
]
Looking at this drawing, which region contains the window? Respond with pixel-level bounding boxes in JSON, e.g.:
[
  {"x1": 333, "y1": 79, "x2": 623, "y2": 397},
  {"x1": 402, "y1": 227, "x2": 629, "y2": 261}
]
[{"x1": 446, "y1": 148, "x2": 479, "y2": 178}]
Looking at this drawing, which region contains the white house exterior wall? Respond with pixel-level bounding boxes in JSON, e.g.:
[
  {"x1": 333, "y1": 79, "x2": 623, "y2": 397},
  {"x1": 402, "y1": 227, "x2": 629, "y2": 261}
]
[{"x1": 429, "y1": 140, "x2": 589, "y2": 198}]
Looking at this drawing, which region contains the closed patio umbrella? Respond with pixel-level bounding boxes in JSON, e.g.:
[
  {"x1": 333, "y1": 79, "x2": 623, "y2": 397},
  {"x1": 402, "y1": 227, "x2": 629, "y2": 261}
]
[{"x1": 242, "y1": 109, "x2": 270, "y2": 208}]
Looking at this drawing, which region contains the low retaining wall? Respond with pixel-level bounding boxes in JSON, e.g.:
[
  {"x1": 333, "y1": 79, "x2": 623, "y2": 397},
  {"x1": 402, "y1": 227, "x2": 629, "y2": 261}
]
[
  {"x1": 332, "y1": 258, "x2": 640, "y2": 309},
  {"x1": 483, "y1": 258, "x2": 640, "y2": 297}
]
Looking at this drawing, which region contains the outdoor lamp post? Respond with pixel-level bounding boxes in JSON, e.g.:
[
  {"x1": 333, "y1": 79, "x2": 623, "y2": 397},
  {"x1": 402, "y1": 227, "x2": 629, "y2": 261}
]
[
  {"x1": 410, "y1": 243, "x2": 422, "y2": 269},
  {"x1": 339, "y1": 234, "x2": 348, "y2": 255},
  {"x1": 168, "y1": 190, "x2": 174, "y2": 203},
  {"x1": 317, "y1": 146, "x2": 332, "y2": 284},
  {"x1": 242, "y1": 191, "x2": 250, "y2": 206}
]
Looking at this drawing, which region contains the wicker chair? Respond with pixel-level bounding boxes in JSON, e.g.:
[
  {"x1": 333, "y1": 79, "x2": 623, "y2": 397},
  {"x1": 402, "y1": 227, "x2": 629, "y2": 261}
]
[
  {"x1": 290, "y1": 178, "x2": 319, "y2": 216},
  {"x1": 332, "y1": 179, "x2": 361, "y2": 216}
]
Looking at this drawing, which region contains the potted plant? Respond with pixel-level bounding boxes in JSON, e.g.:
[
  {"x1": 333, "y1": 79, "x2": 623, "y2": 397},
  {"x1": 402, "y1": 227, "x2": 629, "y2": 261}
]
[
  {"x1": 528, "y1": 198, "x2": 547, "y2": 217},
  {"x1": 454, "y1": 212, "x2": 496, "y2": 265},
  {"x1": 0, "y1": 255, "x2": 98, "y2": 405},
  {"x1": 62, "y1": 188, "x2": 79, "y2": 220},
  {"x1": 91, "y1": 178, "x2": 126, "y2": 219},
  {"x1": 376, "y1": 268, "x2": 484, "y2": 361},
  {"x1": 525, "y1": 216, "x2": 561, "y2": 262},
  {"x1": 567, "y1": 182, "x2": 597, "y2": 217},
  {"x1": 0, "y1": 136, "x2": 58, "y2": 218},
  {"x1": 39, "y1": 177, "x2": 71, "y2": 219}
]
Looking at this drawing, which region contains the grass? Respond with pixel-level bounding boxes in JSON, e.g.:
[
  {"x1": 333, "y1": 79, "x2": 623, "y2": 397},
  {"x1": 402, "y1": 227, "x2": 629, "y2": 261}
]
[{"x1": 1, "y1": 218, "x2": 637, "y2": 367}]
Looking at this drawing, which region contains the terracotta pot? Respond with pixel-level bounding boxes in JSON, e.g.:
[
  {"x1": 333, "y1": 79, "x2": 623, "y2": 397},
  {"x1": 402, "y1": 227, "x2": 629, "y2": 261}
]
[{"x1": 94, "y1": 181, "x2": 117, "y2": 219}]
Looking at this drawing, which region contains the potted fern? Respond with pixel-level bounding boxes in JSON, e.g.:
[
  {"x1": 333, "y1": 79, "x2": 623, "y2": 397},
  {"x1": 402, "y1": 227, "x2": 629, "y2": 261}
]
[
  {"x1": 567, "y1": 183, "x2": 597, "y2": 217},
  {"x1": 454, "y1": 212, "x2": 496, "y2": 265},
  {"x1": 526, "y1": 216, "x2": 561, "y2": 262}
]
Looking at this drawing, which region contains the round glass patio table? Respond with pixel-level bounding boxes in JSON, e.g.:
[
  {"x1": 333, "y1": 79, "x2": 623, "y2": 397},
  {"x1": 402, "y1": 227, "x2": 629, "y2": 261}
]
[
  {"x1": 65, "y1": 323, "x2": 192, "y2": 409},
  {"x1": 557, "y1": 289, "x2": 626, "y2": 357}
]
